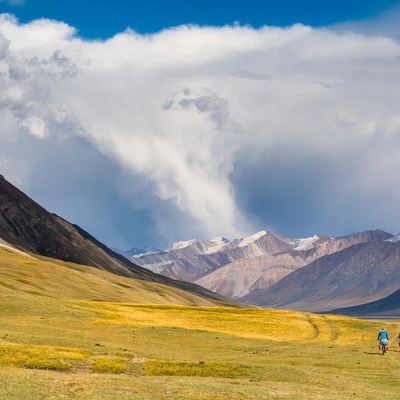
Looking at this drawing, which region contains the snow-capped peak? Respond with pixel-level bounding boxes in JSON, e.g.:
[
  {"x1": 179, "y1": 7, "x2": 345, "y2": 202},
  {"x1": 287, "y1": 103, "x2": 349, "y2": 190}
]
[
  {"x1": 238, "y1": 230, "x2": 267, "y2": 248},
  {"x1": 166, "y1": 239, "x2": 198, "y2": 251},
  {"x1": 166, "y1": 237, "x2": 231, "y2": 254}
]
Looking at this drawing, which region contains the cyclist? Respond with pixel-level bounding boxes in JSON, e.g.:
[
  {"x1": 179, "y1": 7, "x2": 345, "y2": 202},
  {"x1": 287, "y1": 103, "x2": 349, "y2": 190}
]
[{"x1": 377, "y1": 328, "x2": 389, "y2": 350}]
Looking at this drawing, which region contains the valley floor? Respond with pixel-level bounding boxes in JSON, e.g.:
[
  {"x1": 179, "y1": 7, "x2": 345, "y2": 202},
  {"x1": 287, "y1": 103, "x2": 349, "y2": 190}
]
[{"x1": 0, "y1": 287, "x2": 400, "y2": 399}]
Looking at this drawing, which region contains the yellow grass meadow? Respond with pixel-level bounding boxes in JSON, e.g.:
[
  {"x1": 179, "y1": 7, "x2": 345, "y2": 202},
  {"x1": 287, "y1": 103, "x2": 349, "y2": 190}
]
[{"x1": 0, "y1": 246, "x2": 399, "y2": 399}]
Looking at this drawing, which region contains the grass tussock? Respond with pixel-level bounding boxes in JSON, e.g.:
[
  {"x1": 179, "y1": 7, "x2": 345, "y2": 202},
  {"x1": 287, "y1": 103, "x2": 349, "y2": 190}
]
[
  {"x1": 143, "y1": 360, "x2": 251, "y2": 378},
  {"x1": 0, "y1": 344, "x2": 87, "y2": 371},
  {"x1": 91, "y1": 357, "x2": 130, "y2": 374}
]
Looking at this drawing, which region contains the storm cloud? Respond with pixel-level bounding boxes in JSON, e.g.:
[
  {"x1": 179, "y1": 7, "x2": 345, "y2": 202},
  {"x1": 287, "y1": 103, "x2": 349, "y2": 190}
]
[{"x1": 1, "y1": 13, "x2": 400, "y2": 248}]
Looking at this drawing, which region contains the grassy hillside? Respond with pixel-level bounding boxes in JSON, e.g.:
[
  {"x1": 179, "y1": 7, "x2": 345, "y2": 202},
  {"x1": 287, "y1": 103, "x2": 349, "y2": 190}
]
[
  {"x1": 1, "y1": 246, "x2": 400, "y2": 399},
  {"x1": 0, "y1": 246, "x2": 236, "y2": 306}
]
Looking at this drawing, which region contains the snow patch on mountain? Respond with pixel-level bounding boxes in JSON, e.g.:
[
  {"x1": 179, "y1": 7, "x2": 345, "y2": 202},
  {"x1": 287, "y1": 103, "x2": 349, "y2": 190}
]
[
  {"x1": 167, "y1": 239, "x2": 198, "y2": 251},
  {"x1": 238, "y1": 230, "x2": 267, "y2": 248},
  {"x1": 386, "y1": 234, "x2": 400, "y2": 243},
  {"x1": 294, "y1": 235, "x2": 323, "y2": 250},
  {"x1": 132, "y1": 250, "x2": 160, "y2": 258},
  {"x1": 204, "y1": 237, "x2": 230, "y2": 254}
]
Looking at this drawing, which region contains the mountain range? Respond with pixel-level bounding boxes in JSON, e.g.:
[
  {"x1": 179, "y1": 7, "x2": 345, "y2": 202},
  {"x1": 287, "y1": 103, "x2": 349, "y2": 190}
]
[
  {"x1": 131, "y1": 229, "x2": 400, "y2": 314},
  {"x1": 241, "y1": 236, "x2": 400, "y2": 312}
]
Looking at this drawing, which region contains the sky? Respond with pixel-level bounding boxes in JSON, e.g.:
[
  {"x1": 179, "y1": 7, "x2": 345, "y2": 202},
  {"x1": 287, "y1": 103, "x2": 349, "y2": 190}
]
[{"x1": 1, "y1": 0, "x2": 400, "y2": 250}]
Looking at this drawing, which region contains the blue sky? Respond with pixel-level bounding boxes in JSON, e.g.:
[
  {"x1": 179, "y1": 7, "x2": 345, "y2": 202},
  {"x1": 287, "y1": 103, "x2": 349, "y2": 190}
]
[
  {"x1": 1, "y1": 1, "x2": 400, "y2": 250},
  {"x1": 1, "y1": 0, "x2": 400, "y2": 37}
]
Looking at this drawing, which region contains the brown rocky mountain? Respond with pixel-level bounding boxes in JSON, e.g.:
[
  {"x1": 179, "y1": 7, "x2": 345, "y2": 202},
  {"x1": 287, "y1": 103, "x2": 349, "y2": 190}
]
[
  {"x1": 240, "y1": 238, "x2": 400, "y2": 312},
  {"x1": 0, "y1": 175, "x2": 238, "y2": 306},
  {"x1": 131, "y1": 231, "x2": 294, "y2": 281},
  {"x1": 132, "y1": 229, "x2": 394, "y2": 300},
  {"x1": 195, "y1": 251, "x2": 309, "y2": 298}
]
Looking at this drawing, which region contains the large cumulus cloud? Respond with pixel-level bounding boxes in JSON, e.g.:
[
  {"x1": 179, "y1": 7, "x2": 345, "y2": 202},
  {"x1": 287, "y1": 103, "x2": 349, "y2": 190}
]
[{"x1": 1, "y1": 13, "x2": 400, "y2": 248}]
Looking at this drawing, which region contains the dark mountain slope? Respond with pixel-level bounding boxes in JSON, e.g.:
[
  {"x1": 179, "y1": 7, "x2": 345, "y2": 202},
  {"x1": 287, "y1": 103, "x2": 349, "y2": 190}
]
[
  {"x1": 0, "y1": 175, "x2": 151, "y2": 279},
  {"x1": 0, "y1": 175, "x2": 239, "y2": 306},
  {"x1": 328, "y1": 288, "x2": 400, "y2": 317}
]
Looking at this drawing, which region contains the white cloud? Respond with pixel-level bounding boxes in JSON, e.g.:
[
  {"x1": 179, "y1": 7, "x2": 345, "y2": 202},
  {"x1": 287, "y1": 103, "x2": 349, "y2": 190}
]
[{"x1": 1, "y1": 15, "x2": 400, "y2": 246}]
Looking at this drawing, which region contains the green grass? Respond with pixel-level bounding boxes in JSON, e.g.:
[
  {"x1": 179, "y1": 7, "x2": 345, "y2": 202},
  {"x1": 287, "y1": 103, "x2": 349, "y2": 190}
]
[
  {"x1": 142, "y1": 360, "x2": 251, "y2": 378},
  {"x1": 1, "y1": 245, "x2": 400, "y2": 399},
  {"x1": 91, "y1": 357, "x2": 130, "y2": 374}
]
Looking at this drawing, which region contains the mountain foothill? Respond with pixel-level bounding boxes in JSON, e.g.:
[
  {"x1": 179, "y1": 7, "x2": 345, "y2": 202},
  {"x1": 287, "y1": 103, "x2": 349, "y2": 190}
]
[
  {"x1": 1, "y1": 174, "x2": 399, "y2": 317},
  {"x1": 0, "y1": 174, "x2": 238, "y2": 307}
]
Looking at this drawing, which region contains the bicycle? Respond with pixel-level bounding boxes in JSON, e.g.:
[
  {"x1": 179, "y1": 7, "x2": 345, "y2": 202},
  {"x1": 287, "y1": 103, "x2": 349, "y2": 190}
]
[{"x1": 380, "y1": 339, "x2": 388, "y2": 355}]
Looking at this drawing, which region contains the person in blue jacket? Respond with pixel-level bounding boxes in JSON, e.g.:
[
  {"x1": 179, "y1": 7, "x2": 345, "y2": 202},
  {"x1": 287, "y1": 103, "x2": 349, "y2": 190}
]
[{"x1": 377, "y1": 328, "x2": 389, "y2": 350}]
